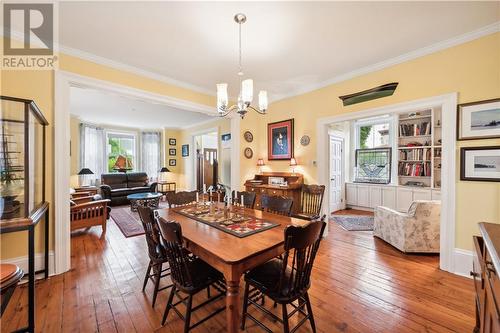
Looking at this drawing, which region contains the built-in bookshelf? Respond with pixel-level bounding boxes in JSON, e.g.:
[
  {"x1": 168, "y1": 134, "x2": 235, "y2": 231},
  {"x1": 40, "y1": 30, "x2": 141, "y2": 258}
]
[{"x1": 397, "y1": 108, "x2": 442, "y2": 188}]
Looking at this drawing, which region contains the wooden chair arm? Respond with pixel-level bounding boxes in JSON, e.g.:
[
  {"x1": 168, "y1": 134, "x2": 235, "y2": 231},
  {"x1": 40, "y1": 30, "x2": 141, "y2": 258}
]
[{"x1": 72, "y1": 196, "x2": 94, "y2": 204}]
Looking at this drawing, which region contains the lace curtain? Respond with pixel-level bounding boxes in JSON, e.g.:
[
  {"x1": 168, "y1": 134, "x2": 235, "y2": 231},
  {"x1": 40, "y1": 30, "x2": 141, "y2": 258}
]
[
  {"x1": 80, "y1": 123, "x2": 105, "y2": 184},
  {"x1": 141, "y1": 131, "x2": 161, "y2": 180}
]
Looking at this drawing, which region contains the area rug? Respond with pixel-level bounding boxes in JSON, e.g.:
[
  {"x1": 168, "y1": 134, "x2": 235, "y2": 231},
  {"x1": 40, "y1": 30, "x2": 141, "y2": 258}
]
[
  {"x1": 110, "y1": 202, "x2": 168, "y2": 238},
  {"x1": 330, "y1": 215, "x2": 374, "y2": 231}
]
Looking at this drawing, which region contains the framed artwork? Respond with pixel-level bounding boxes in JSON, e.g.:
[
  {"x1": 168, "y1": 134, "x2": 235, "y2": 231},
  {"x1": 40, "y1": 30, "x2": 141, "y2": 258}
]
[
  {"x1": 457, "y1": 98, "x2": 500, "y2": 140},
  {"x1": 267, "y1": 119, "x2": 294, "y2": 160},
  {"x1": 169, "y1": 148, "x2": 176, "y2": 156},
  {"x1": 169, "y1": 138, "x2": 177, "y2": 145},
  {"x1": 460, "y1": 146, "x2": 500, "y2": 182},
  {"x1": 169, "y1": 159, "x2": 176, "y2": 167},
  {"x1": 182, "y1": 144, "x2": 189, "y2": 157}
]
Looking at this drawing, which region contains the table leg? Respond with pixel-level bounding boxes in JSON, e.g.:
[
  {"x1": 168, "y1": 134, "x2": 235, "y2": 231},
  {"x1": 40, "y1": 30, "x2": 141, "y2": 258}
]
[
  {"x1": 225, "y1": 278, "x2": 241, "y2": 333},
  {"x1": 28, "y1": 226, "x2": 35, "y2": 332}
]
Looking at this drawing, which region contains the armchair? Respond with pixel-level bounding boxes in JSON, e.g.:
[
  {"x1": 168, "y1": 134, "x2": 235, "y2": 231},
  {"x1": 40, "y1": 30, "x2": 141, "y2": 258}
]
[
  {"x1": 70, "y1": 199, "x2": 111, "y2": 234},
  {"x1": 373, "y1": 200, "x2": 440, "y2": 253}
]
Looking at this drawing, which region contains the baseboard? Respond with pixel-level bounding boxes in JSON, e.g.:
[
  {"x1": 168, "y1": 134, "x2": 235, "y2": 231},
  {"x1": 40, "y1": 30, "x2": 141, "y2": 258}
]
[
  {"x1": 1, "y1": 251, "x2": 56, "y2": 278},
  {"x1": 452, "y1": 248, "x2": 472, "y2": 278}
]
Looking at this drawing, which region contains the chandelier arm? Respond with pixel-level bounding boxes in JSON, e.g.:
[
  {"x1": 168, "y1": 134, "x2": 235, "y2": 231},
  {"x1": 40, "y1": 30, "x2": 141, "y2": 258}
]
[
  {"x1": 246, "y1": 105, "x2": 267, "y2": 115},
  {"x1": 217, "y1": 104, "x2": 239, "y2": 117}
]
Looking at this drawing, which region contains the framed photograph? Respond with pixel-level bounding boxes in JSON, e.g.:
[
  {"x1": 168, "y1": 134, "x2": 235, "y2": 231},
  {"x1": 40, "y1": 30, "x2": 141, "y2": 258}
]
[
  {"x1": 169, "y1": 148, "x2": 176, "y2": 156},
  {"x1": 169, "y1": 138, "x2": 177, "y2": 145},
  {"x1": 457, "y1": 98, "x2": 500, "y2": 140},
  {"x1": 460, "y1": 146, "x2": 500, "y2": 182},
  {"x1": 168, "y1": 159, "x2": 176, "y2": 167},
  {"x1": 182, "y1": 144, "x2": 189, "y2": 157},
  {"x1": 267, "y1": 119, "x2": 294, "y2": 160}
]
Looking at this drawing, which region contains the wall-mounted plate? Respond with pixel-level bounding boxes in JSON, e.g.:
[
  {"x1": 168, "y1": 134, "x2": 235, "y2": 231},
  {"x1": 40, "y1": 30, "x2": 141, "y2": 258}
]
[
  {"x1": 300, "y1": 135, "x2": 310, "y2": 146},
  {"x1": 244, "y1": 147, "x2": 253, "y2": 159},
  {"x1": 244, "y1": 131, "x2": 253, "y2": 142}
]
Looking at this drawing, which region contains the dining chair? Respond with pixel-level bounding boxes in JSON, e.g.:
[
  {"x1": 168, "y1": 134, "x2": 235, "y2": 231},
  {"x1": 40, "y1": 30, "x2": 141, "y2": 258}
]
[
  {"x1": 166, "y1": 190, "x2": 197, "y2": 208},
  {"x1": 292, "y1": 184, "x2": 325, "y2": 221},
  {"x1": 137, "y1": 206, "x2": 172, "y2": 308},
  {"x1": 260, "y1": 194, "x2": 293, "y2": 216},
  {"x1": 231, "y1": 190, "x2": 257, "y2": 209},
  {"x1": 241, "y1": 216, "x2": 327, "y2": 333},
  {"x1": 156, "y1": 217, "x2": 227, "y2": 332}
]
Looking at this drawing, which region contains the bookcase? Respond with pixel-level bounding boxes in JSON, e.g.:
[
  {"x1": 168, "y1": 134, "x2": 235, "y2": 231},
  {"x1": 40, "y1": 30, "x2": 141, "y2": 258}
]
[{"x1": 397, "y1": 108, "x2": 442, "y2": 189}]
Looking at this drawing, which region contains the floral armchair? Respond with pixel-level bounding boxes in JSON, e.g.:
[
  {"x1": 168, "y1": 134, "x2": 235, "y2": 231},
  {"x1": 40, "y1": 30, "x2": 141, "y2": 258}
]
[{"x1": 373, "y1": 200, "x2": 441, "y2": 253}]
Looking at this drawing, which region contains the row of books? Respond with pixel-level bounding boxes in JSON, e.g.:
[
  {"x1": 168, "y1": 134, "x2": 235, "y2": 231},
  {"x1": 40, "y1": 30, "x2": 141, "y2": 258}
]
[
  {"x1": 399, "y1": 148, "x2": 432, "y2": 161},
  {"x1": 399, "y1": 122, "x2": 431, "y2": 137},
  {"x1": 398, "y1": 161, "x2": 431, "y2": 177}
]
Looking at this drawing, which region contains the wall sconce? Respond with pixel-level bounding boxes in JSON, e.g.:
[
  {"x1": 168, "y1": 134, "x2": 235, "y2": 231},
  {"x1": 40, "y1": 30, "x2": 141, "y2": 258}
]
[
  {"x1": 290, "y1": 158, "x2": 298, "y2": 174},
  {"x1": 257, "y1": 158, "x2": 265, "y2": 174}
]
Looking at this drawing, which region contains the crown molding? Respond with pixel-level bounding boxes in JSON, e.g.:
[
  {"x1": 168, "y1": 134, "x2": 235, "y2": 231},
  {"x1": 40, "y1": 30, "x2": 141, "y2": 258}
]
[{"x1": 270, "y1": 21, "x2": 500, "y2": 103}]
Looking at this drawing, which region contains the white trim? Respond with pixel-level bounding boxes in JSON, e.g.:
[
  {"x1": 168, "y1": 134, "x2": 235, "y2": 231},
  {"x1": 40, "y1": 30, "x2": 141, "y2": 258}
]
[
  {"x1": 317, "y1": 93, "x2": 457, "y2": 273},
  {"x1": 272, "y1": 21, "x2": 500, "y2": 102},
  {"x1": 230, "y1": 116, "x2": 241, "y2": 192},
  {"x1": 2, "y1": 251, "x2": 56, "y2": 278},
  {"x1": 453, "y1": 248, "x2": 473, "y2": 278}
]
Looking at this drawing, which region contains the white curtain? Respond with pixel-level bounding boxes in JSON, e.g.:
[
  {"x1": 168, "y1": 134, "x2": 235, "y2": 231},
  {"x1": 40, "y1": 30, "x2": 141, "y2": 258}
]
[
  {"x1": 141, "y1": 131, "x2": 161, "y2": 180},
  {"x1": 80, "y1": 124, "x2": 105, "y2": 183}
]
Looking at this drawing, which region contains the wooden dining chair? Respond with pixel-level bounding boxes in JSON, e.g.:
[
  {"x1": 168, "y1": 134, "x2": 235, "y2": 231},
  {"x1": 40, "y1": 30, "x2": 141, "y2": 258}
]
[
  {"x1": 137, "y1": 207, "x2": 172, "y2": 308},
  {"x1": 231, "y1": 190, "x2": 257, "y2": 209},
  {"x1": 1, "y1": 264, "x2": 24, "y2": 316},
  {"x1": 260, "y1": 194, "x2": 293, "y2": 216},
  {"x1": 156, "y1": 217, "x2": 227, "y2": 333},
  {"x1": 166, "y1": 191, "x2": 197, "y2": 208},
  {"x1": 293, "y1": 184, "x2": 325, "y2": 221},
  {"x1": 241, "y1": 216, "x2": 327, "y2": 333}
]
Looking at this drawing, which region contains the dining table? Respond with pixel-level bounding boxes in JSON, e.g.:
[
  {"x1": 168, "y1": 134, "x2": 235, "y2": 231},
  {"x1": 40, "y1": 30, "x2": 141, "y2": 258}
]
[{"x1": 155, "y1": 202, "x2": 309, "y2": 333}]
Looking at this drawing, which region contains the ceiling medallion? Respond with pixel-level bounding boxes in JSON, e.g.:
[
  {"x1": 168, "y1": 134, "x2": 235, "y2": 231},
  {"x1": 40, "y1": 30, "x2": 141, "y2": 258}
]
[{"x1": 216, "y1": 13, "x2": 268, "y2": 119}]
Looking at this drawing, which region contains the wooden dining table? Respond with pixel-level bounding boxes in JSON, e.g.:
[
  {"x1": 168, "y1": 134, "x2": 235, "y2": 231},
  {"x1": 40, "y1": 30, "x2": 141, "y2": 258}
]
[{"x1": 155, "y1": 203, "x2": 309, "y2": 333}]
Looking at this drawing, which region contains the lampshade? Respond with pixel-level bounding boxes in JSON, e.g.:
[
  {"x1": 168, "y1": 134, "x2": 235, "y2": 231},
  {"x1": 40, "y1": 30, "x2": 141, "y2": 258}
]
[
  {"x1": 257, "y1": 158, "x2": 265, "y2": 166},
  {"x1": 78, "y1": 168, "x2": 94, "y2": 175},
  {"x1": 241, "y1": 79, "x2": 253, "y2": 103},
  {"x1": 289, "y1": 158, "x2": 297, "y2": 166},
  {"x1": 216, "y1": 83, "x2": 228, "y2": 112},
  {"x1": 160, "y1": 167, "x2": 170, "y2": 173},
  {"x1": 258, "y1": 90, "x2": 268, "y2": 111}
]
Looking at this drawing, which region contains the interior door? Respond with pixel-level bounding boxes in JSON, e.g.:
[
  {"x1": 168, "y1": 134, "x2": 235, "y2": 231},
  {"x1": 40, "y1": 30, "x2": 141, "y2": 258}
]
[
  {"x1": 203, "y1": 148, "x2": 218, "y2": 188},
  {"x1": 329, "y1": 136, "x2": 343, "y2": 213}
]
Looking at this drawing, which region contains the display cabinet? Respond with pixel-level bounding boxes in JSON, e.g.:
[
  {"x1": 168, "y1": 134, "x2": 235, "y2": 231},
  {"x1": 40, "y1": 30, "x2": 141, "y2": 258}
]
[{"x1": 0, "y1": 95, "x2": 49, "y2": 333}]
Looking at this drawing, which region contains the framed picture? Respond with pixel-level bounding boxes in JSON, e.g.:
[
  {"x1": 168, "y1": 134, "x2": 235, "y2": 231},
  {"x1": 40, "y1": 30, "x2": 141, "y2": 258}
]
[
  {"x1": 169, "y1": 159, "x2": 176, "y2": 167},
  {"x1": 182, "y1": 144, "x2": 189, "y2": 157},
  {"x1": 457, "y1": 98, "x2": 500, "y2": 140},
  {"x1": 169, "y1": 138, "x2": 177, "y2": 145},
  {"x1": 460, "y1": 146, "x2": 500, "y2": 182},
  {"x1": 169, "y1": 148, "x2": 176, "y2": 156},
  {"x1": 267, "y1": 119, "x2": 294, "y2": 160}
]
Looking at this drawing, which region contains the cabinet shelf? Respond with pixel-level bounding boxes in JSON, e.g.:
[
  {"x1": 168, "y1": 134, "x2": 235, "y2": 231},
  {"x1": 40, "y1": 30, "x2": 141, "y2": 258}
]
[
  {"x1": 399, "y1": 135, "x2": 432, "y2": 138},
  {"x1": 399, "y1": 115, "x2": 432, "y2": 121},
  {"x1": 398, "y1": 146, "x2": 431, "y2": 150}
]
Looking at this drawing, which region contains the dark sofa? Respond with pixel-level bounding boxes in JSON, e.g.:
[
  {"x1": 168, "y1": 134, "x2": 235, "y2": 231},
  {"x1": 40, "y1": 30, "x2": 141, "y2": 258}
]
[{"x1": 100, "y1": 172, "x2": 157, "y2": 206}]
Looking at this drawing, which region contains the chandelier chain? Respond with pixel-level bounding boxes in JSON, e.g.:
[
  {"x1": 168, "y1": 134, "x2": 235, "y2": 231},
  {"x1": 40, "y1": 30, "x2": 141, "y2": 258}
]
[{"x1": 238, "y1": 21, "x2": 242, "y2": 75}]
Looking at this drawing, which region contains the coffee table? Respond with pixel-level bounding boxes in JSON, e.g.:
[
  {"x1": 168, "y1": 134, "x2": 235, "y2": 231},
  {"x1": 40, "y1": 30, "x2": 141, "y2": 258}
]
[{"x1": 127, "y1": 192, "x2": 162, "y2": 212}]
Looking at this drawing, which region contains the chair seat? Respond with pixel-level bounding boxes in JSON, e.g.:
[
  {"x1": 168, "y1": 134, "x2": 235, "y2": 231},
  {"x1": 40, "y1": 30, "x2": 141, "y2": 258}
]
[
  {"x1": 180, "y1": 258, "x2": 224, "y2": 294},
  {"x1": 245, "y1": 258, "x2": 302, "y2": 302}
]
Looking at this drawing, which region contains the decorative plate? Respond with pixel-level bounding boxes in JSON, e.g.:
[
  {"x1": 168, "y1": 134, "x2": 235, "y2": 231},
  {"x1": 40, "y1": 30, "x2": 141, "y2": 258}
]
[
  {"x1": 300, "y1": 135, "x2": 310, "y2": 146},
  {"x1": 244, "y1": 131, "x2": 253, "y2": 142},
  {"x1": 244, "y1": 147, "x2": 253, "y2": 159}
]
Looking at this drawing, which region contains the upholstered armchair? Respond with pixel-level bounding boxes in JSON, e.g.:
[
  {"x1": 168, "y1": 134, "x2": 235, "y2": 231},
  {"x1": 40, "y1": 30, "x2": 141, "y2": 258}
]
[{"x1": 373, "y1": 200, "x2": 441, "y2": 253}]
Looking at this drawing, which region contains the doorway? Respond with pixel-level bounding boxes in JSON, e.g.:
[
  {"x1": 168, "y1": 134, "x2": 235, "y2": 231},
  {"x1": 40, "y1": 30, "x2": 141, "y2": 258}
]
[
  {"x1": 193, "y1": 131, "x2": 218, "y2": 191},
  {"x1": 329, "y1": 136, "x2": 344, "y2": 213}
]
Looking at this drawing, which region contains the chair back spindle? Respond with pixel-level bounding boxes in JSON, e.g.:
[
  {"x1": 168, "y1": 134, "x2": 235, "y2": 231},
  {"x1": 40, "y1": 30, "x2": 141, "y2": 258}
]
[
  {"x1": 300, "y1": 185, "x2": 325, "y2": 219},
  {"x1": 137, "y1": 206, "x2": 165, "y2": 262}
]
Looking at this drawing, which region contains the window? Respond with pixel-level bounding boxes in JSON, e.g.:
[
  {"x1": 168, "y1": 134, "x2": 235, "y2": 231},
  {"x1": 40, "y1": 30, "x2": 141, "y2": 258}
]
[
  {"x1": 356, "y1": 119, "x2": 391, "y2": 149},
  {"x1": 107, "y1": 132, "x2": 136, "y2": 172},
  {"x1": 80, "y1": 124, "x2": 105, "y2": 181}
]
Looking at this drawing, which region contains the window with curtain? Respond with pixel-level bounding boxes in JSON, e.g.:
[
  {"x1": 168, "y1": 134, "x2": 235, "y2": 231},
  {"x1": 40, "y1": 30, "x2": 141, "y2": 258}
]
[
  {"x1": 80, "y1": 123, "x2": 105, "y2": 183},
  {"x1": 141, "y1": 131, "x2": 161, "y2": 180}
]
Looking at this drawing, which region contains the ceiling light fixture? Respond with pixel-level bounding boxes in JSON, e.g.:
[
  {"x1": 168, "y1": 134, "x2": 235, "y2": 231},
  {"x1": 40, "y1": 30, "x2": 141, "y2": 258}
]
[{"x1": 216, "y1": 13, "x2": 268, "y2": 119}]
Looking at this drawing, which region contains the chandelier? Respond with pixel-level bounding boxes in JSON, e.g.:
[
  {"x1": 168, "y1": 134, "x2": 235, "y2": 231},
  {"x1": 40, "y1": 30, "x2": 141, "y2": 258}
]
[{"x1": 216, "y1": 13, "x2": 268, "y2": 119}]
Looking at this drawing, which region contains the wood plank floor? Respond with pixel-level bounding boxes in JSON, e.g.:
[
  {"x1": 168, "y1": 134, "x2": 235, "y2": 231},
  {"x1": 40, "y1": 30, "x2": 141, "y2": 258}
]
[{"x1": 1, "y1": 211, "x2": 475, "y2": 332}]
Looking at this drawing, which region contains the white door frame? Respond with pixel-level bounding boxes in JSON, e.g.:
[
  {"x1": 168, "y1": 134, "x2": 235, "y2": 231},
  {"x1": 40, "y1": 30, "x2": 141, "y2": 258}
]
[
  {"x1": 189, "y1": 127, "x2": 218, "y2": 191},
  {"x1": 328, "y1": 135, "x2": 345, "y2": 213},
  {"x1": 54, "y1": 70, "x2": 237, "y2": 274},
  {"x1": 317, "y1": 93, "x2": 457, "y2": 274}
]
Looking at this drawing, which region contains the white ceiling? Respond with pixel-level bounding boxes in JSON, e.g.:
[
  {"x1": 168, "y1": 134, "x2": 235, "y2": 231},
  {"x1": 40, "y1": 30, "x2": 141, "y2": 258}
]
[
  {"x1": 59, "y1": 2, "x2": 499, "y2": 100},
  {"x1": 69, "y1": 87, "x2": 215, "y2": 129}
]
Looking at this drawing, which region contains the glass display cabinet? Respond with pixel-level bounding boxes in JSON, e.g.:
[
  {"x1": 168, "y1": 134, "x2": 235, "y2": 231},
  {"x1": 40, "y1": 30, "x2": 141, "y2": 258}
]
[{"x1": 0, "y1": 95, "x2": 49, "y2": 333}]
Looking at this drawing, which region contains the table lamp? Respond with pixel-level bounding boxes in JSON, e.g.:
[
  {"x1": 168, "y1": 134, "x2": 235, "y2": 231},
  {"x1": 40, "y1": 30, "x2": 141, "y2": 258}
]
[
  {"x1": 78, "y1": 168, "x2": 94, "y2": 187},
  {"x1": 289, "y1": 158, "x2": 298, "y2": 174},
  {"x1": 159, "y1": 167, "x2": 170, "y2": 182},
  {"x1": 257, "y1": 158, "x2": 265, "y2": 174}
]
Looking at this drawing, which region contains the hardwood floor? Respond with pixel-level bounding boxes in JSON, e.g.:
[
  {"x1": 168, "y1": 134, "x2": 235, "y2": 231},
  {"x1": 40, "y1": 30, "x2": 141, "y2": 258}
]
[{"x1": 1, "y1": 215, "x2": 474, "y2": 332}]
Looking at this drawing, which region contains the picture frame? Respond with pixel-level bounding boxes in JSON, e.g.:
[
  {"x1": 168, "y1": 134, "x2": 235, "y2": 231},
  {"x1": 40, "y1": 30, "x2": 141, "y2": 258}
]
[
  {"x1": 457, "y1": 98, "x2": 500, "y2": 140},
  {"x1": 267, "y1": 119, "x2": 294, "y2": 160},
  {"x1": 182, "y1": 144, "x2": 189, "y2": 157},
  {"x1": 169, "y1": 138, "x2": 177, "y2": 145},
  {"x1": 169, "y1": 148, "x2": 176, "y2": 156},
  {"x1": 169, "y1": 159, "x2": 176, "y2": 167},
  {"x1": 460, "y1": 146, "x2": 500, "y2": 182}
]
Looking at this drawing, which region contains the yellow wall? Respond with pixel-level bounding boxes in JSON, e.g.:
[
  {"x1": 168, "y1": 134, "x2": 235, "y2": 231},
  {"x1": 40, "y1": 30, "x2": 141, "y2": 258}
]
[{"x1": 238, "y1": 32, "x2": 500, "y2": 251}]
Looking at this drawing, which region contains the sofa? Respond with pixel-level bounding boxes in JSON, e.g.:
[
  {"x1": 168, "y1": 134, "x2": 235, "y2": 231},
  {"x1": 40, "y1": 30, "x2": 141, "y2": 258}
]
[
  {"x1": 100, "y1": 172, "x2": 157, "y2": 206},
  {"x1": 373, "y1": 200, "x2": 441, "y2": 253}
]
